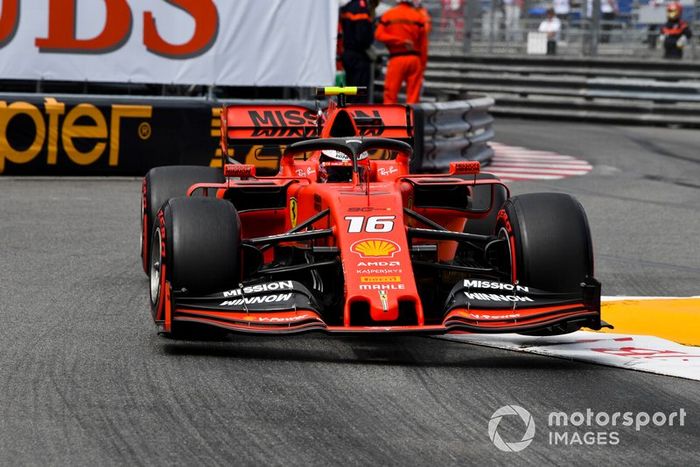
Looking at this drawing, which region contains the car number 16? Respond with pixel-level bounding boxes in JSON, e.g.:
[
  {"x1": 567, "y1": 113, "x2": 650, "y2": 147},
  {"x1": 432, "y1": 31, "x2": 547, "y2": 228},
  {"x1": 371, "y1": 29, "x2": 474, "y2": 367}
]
[{"x1": 345, "y1": 216, "x2": 396, "y2": 233}]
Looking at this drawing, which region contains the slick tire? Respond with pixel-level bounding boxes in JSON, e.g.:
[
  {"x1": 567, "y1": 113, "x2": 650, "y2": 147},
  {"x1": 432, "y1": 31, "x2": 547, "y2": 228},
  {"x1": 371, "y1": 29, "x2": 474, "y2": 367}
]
[
  {"x1": 497, "y1": 193, "x2": 593, "y2": 293},
  {"x1": 149, "y1": 197, "x2": 241, "y2": 336},
  {"x1": 141, "y1": 166, "x2": 225, "y2": 275}
]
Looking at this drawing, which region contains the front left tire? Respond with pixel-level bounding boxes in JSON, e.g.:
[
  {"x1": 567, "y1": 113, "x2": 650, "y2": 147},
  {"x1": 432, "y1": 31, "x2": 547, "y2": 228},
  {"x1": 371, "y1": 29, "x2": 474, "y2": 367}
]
[
  {"x1": 150, "y1": 197, "x2": 241, "y2": 336},
  {"x1": 141, "y1": 166, "x2": 225, "y2": 274}
]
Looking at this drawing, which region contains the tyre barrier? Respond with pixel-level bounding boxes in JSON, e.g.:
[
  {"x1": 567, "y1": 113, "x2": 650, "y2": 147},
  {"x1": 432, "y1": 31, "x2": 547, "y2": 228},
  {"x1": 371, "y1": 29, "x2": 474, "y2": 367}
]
[{"x1": 0, "y1": 93, "x2": 494, "y2": 176}]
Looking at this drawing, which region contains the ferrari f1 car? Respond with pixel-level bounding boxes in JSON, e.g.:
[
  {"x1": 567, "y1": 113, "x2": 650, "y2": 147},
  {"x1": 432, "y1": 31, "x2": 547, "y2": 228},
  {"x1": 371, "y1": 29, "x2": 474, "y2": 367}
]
[{"x1": 140, "y1": 87, "x2": 602, "y2": 337}]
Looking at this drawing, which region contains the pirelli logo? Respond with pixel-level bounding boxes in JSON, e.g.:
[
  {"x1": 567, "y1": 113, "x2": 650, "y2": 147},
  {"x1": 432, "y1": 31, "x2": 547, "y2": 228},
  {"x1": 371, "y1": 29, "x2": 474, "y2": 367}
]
[{"x1": 360, "y1": 276, "x2": 401, "y2": 283}]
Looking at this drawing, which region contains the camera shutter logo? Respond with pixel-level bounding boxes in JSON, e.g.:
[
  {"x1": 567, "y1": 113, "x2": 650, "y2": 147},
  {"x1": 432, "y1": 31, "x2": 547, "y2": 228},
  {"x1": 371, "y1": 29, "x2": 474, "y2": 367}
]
[{"x1": 488, "y1": 405, "x2": 536, "y2": 452}]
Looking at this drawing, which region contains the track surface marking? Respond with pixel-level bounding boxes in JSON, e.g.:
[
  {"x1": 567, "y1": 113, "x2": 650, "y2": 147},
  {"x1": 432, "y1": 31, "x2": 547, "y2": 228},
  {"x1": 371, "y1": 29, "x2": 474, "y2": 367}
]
[{"x1": 486, "y1": 142, "x2": 593, "y2": 181}]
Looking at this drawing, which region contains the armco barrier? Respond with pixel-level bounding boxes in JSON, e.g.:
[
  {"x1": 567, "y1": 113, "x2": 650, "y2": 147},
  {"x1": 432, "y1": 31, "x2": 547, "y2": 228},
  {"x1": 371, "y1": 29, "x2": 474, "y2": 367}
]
[
  {"x1": 423, "y1": 54, "x2": 700, "y2": 126},
  {"x1": 0, "y1": 94, "x2": 494, "y2": 176}
]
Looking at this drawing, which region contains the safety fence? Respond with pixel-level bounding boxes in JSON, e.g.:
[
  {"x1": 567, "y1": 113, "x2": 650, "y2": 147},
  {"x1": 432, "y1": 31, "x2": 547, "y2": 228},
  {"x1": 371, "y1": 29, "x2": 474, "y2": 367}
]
[
  {"x1": 0, "y1": 94, "x2": 494, "y2": 176},
  {"x1": 422, "y1": 0, "x2": 700, "y2": 60}
]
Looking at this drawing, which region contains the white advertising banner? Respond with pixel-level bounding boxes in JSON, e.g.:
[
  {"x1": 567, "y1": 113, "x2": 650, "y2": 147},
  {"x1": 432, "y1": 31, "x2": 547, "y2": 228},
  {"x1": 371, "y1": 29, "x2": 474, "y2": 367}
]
[{"x1": 0, "y1": 0, "x2": 337, "y2": 87}]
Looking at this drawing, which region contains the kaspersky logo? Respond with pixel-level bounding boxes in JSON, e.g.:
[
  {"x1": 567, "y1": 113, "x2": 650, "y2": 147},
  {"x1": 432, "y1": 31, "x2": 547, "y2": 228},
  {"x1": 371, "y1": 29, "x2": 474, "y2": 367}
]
[{"x1": 350, "y1": 239, "x2": 400, "y2": 258}]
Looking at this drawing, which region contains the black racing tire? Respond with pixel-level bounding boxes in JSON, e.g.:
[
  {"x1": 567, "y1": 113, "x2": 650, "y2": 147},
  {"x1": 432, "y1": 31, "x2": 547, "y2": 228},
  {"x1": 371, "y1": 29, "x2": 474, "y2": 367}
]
[
  {"x1": 149, "y1": 197, "x2": 241, "y2": 336},
  {"x1": 141, "y1": 166, "x2": 225, "y2": 274},
  {"x1": 497, "y1": 193, "x2": 593, "y2": 293},
  {"x1": 460, "y1": 173, "x2": 508, "y2": 236}
]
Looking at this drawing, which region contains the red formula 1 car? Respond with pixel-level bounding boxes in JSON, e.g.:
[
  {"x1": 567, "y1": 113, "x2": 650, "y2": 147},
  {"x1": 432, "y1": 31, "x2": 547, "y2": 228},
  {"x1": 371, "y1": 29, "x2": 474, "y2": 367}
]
[{"x1": 140, "y1": 88, "x2": 602, "y2": 337}]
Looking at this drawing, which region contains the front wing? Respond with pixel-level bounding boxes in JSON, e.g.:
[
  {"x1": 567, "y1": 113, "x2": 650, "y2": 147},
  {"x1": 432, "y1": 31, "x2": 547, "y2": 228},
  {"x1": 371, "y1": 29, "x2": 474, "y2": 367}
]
[{"x1": 162, "y1": 279, "x2": 602, "y2": 335}]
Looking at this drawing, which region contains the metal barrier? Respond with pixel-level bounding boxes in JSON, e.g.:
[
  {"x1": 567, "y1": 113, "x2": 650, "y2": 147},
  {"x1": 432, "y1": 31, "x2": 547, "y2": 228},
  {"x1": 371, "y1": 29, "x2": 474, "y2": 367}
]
[
  {"x1": 412, "y1": 96, "x2": 495, "y2": 172},
  {"x1": 420, "y1": 54, "x2": 700, "y2": 126}
]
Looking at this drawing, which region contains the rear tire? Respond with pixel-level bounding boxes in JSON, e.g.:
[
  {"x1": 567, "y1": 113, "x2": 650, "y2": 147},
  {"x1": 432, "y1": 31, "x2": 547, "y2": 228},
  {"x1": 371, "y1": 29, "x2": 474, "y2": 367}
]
[
  {"x1": 497, "y1": 193, "x2": 593, "y2": 293},
  {"x1": 150, "y1": 197, "x2": 241, "y2": 337},
  {"x1": 141, "y1": 166, "x2": 225, "y2": 275}
]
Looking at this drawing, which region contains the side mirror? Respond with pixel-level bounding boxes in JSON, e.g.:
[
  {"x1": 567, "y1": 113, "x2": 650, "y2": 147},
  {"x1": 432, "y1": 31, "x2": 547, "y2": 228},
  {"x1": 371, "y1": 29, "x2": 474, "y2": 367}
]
[
  {"x1": 224, "y1": 164, "x2": 256, "y2": 178},
  {"x1": 449, "y1": 161, "x2": 480, "y2": 175}
]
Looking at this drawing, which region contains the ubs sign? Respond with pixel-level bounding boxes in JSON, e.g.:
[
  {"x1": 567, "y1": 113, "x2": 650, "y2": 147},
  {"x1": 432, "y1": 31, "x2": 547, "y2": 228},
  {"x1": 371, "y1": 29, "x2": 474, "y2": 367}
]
[{"x1": 0, "y1": 0, "x2": 219, "y2": 58}]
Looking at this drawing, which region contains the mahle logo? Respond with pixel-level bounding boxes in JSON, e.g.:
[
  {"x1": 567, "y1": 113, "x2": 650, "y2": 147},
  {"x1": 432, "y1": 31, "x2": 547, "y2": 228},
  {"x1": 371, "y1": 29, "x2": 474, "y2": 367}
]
[{"x1": 488, "y1": 405, "x2": 536, "y2": 452}]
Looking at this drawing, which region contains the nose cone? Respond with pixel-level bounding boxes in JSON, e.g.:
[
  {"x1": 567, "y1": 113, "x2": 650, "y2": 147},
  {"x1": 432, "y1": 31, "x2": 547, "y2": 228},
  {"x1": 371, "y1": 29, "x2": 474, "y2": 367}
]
[{"x1": 328, "y1": 187, "x2": 423, "y2": 327}]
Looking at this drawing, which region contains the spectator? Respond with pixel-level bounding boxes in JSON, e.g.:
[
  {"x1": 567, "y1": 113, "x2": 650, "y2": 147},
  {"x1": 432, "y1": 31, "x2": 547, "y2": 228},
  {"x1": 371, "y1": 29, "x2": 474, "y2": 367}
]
[
  {"x1": 375, "y1": 0, "x2": 429, "y2": 104},
  {"x1": 553, "y1": 0, "x2": 570, "y2": 21},
  {"x1": 587, "y1": 0, "x2": 617, "y2": 44},
  {"x1": 539, "y1": 8, "x2": 561, "y2": 55},
  {"x1": 339, "y1": 0, "x2": 379, "y2": 101},
  {"x1": 502, "y1": 0, "x2": 523, "y2": 42},
  {"x1": 440, "y1": 0, "x2": 464, "y2": 40},
  {"x1": 600, "y1": 0, "x2": 617, "y2": 43},
  {"x1": 660, "y1": 2, "x2": 692, "y2": 59}
]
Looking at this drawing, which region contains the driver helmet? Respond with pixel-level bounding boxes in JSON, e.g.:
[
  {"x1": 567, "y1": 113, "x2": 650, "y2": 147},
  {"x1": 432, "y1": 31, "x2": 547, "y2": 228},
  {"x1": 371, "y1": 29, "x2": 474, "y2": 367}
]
[{"x1": 318, "y1": 149, "x2": 369, "y2": 183}]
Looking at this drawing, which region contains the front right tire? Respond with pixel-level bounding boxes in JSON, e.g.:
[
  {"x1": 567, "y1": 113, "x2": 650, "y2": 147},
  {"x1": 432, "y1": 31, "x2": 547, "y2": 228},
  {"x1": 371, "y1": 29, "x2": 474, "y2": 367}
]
[{"x1": 497, "y1": 192, "x2": 594, "y2": 293}]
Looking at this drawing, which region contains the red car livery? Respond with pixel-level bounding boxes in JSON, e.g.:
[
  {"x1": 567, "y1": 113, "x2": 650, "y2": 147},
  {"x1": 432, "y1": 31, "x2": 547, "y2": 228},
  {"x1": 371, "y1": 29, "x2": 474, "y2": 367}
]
[{"x1": 140, "y1": 87, "x2": 603, "y2": 337}]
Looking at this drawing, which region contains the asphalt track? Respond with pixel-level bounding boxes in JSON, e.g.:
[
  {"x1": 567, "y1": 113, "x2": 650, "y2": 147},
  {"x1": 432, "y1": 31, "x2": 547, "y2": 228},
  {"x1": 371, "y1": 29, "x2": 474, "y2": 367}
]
[{"x1": 1, "y1": 119, "x2": 699, "y2": 465}]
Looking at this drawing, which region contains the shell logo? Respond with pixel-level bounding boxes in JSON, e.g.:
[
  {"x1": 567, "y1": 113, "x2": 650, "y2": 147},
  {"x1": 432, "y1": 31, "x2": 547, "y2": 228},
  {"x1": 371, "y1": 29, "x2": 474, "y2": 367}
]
[{"x1": 350, "y1": 239, "x2": 401, "y2": 258}]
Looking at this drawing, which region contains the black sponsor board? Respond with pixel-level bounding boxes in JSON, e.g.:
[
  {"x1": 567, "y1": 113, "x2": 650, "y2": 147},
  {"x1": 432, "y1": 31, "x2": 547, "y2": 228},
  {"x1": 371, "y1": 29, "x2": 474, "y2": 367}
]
[{"x1": 0, "y1": 94, "x2": 217, "y2": 176}]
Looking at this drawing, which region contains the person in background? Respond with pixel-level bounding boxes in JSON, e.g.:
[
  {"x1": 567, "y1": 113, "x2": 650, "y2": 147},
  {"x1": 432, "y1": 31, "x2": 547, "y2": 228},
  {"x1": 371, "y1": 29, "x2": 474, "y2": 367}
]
[
  {"x1": 538, "y1": 7, "x2": 561, "y2": 55},
  {"x1": 340, "y1": 0, "x2": 380, "y2": 102},
  {"x1": 440, "y1": 0, "x2": 464, "y2": 40},
  {"x1": 375, "y1": 0, "x2": 428, "y2": 104},
  {"x1": 660, "y1": 2, "x2": 692, "y2": 59},
  {"x1": 600, "y1": 0, "x2": 617, "y2": 43},
  {"x1": 503, "y1": 0, "x2": 523, "y2": 42},
  {"x1": 553, "y1": 0, "x2": 570, "y2": 21},
  {"x1": 587, "y1": 0, "x2": 617, "y2": 43}
]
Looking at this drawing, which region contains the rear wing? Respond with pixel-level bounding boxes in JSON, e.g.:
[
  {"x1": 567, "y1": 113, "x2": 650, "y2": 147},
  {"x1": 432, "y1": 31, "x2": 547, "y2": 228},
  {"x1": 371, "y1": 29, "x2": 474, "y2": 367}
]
[
  {"x1": 220, "y1": 103, "x2": 414, "y2": 170},
  {"x1": 345, "y1": 104, "x2": 414, "y2": 139},
  {"x1": 223, "y1": 105, "x2": 319, "y2": 141},
  {"x1": 220, "y1": 104, "x2": 318, "y2": 174}
]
